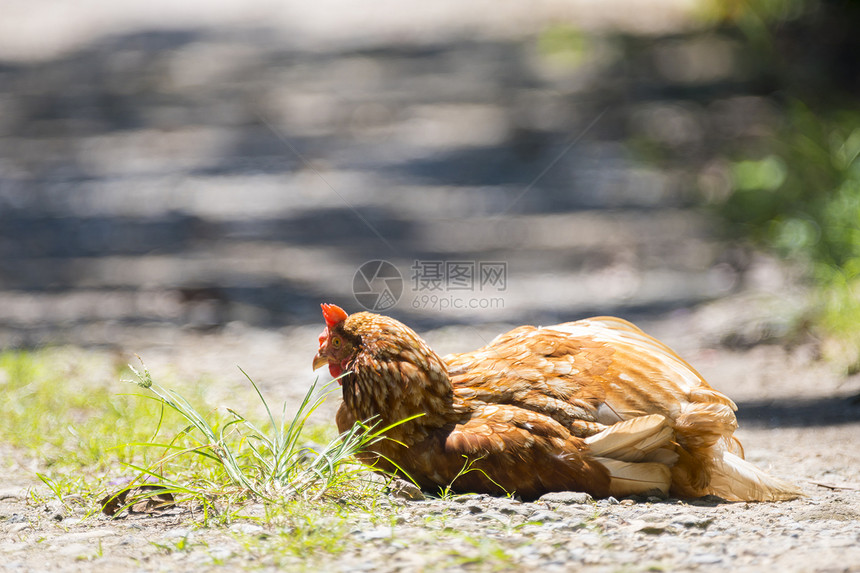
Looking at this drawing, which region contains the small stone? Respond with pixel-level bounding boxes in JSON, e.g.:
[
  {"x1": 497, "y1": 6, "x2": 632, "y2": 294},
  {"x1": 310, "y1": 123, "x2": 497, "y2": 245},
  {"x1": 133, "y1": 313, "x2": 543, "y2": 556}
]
[
  {"x1": 497, "y1": 504, "x2": 532, "y2": 517},
  {"x1": 388, "y1": 479, "x2": 424, "y2": 501},
  {"x1": 476, "y1": 511, "x2": 507, "y2": 523},
  {"x1": 672, "y1": 514, "x2": 714, "y2": 529},
  {"x1": 638, "y1": 523, "x2": 670, "y2": 535},
  {"x1": 41, "y1": 502, "x2": 65, "y2": 521},
  {"x1": 537, "y1": 491, "x2": 594, "y2": 505},
  {"x1": 529, "y1": 510, "x2": 562, "y2": 523}
]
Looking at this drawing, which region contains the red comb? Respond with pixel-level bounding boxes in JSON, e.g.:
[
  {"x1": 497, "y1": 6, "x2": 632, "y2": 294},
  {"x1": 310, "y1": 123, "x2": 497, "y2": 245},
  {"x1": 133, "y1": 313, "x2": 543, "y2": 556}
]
[{"x1": 321, "y1": 303, "x2": 348, "y2": 327}]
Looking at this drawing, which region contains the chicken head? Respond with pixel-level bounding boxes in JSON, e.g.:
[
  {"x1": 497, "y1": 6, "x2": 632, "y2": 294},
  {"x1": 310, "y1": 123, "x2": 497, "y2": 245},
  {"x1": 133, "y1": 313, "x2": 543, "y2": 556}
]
[{"x1": 312, "y1": 303, "x2": 354, "y2": 379}]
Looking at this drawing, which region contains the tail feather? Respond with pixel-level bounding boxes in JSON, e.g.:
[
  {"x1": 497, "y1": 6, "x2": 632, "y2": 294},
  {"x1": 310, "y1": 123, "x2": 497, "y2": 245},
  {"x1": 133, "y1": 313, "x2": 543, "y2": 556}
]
[
  {"x1": 707, "y1": 451, "x2": 802, "y2": 502},
  {"x1": 583, "y1": 409, "x2": 799, "y2": 501},
  {"x1": 645, "y1": 447, "x2": 682, "y2": 466},
  {"x1": 674, "y1": 402, "x2": 738, "y2": 451},
  {"x1": 595, "y1": 458, "x2": 672, "y2": 497},
  {"x1": 586, "y1": 414, "x2": 675, "y2": 497},
  {"x1": 584, "y1": 414, "x2": 675, "y2": 462},
  {"x1": 671, "y1": 402, "x2": 740, "y2": 491}
]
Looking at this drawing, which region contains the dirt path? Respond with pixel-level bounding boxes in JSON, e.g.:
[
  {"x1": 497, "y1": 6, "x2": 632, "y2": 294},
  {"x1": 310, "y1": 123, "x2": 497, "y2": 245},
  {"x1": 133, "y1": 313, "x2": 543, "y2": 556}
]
[{"x1": 1, "y1": 317, "x2": 859, "y2": 572}]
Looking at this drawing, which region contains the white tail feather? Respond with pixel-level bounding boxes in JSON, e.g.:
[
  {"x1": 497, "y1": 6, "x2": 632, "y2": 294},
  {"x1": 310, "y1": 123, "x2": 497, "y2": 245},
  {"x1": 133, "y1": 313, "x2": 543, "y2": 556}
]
[
  {"x1": 585, "y1": 414, "x2": 676, "y2": 497},
  {"x1": 595, "y1": 458, "x2": 672, "y2": 497},
  {"x1": 585, "y1": 414, "x2": 674, "y2": 462},
  {"x1": 708, "y1": 451, "x2": 802, "y2": 502},
  {"x1": 645, "y1": 447, "x2": 681, "y2": 466}
]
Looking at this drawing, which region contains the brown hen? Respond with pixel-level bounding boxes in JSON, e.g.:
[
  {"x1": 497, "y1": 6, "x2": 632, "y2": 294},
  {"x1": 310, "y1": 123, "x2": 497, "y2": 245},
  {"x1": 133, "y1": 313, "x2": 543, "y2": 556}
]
[{"x1": 312, "y1": 303, "x2": 800, "y2": 501}]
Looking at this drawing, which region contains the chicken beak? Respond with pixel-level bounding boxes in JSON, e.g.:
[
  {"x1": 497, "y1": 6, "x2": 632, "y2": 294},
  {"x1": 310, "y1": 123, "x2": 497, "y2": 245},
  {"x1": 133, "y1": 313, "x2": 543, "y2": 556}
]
[{"x1": 312, "y1": 351, "x2": 328, "y2": 371}]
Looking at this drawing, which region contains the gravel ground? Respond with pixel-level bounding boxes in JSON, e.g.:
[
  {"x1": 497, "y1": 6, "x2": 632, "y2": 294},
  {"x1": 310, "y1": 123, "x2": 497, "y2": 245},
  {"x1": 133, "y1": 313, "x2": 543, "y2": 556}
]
[
  {"x1": 2, "y1": 428, "x2": 859, "y2": 573},
  {"x1": 1, "y1": 305, "x2": 859, "y2": 572}
]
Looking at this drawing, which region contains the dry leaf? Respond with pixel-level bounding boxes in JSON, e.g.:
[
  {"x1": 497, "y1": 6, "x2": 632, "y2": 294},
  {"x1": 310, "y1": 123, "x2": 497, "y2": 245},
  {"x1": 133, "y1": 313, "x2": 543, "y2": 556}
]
[{"x1": 100, "y1": 485, "x2": 176, "y2": 517}]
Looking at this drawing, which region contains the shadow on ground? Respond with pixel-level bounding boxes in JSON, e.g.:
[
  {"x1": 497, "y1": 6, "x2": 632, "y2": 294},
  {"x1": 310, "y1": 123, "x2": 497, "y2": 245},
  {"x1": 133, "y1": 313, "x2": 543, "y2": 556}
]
[{"x1": 737, "y1": 394, "x2": 860, "y2": 428}]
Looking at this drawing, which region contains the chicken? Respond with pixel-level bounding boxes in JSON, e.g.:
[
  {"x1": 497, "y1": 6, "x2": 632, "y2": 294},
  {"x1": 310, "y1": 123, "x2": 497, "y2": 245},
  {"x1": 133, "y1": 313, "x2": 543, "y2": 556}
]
[{"x1": 312, "y1": 303, "x2": 800, "y2": 501}]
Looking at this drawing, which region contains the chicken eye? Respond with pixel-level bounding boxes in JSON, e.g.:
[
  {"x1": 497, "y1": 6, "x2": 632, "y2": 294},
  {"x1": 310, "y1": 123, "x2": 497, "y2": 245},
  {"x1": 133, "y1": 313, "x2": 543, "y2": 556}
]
[{"x1": 331, "y1": 336, "x2": 341, "y2": 348}]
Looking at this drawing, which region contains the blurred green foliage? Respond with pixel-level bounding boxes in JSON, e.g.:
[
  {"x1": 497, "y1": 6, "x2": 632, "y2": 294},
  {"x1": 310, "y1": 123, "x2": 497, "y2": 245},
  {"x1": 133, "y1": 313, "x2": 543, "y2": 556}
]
[
  {"x1": 705, "y1": 0, "x2": 860, "y2": 366},
  {"x1": 721, "y1": 105, "x2": 860, "y2": 269},
  {"x1": 720, "y1": 105, "x2": 860, "y2": 345}
]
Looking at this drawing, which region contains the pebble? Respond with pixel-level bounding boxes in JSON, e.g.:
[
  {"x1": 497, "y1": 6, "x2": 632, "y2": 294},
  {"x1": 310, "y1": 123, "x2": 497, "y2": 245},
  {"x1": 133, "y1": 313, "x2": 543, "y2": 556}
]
[
  {"x1": 537, "y1": 491, "x2": 594, "y2": 505},
  {"x1": 475, "y1": 511, "x2": 509, "y2": 523},
  {"x1": 636, "y1": 523, "x2": 671, "y2": 535},
  {"x1": 528, "y1": 510, "x2": 562, "y2": 523},
  {"x1": 671, "y1": 514, "x2": 714, "y2": 529},
  {"x1": 497, "y1": 505, "x2": 532, "y2": 517},
  {"x1": 387, "y1": 480, "x2": 424, "y2": 501}
]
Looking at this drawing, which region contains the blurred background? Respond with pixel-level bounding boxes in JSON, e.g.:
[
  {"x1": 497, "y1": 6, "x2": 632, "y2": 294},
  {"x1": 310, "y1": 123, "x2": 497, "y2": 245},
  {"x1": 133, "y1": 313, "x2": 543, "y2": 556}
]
[{"x1": 1, "y1": 0, "x2": 859, "y2": 380}]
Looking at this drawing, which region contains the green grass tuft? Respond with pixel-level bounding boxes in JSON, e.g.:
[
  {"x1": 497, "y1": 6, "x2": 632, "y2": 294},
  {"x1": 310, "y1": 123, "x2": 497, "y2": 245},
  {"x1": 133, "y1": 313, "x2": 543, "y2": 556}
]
[
  {"x1": 0, "y1": 349, "x2": 396, "y2": 528},
  {"x1": 108, "y1": 358, "x2": 400, "y2": 518}
]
